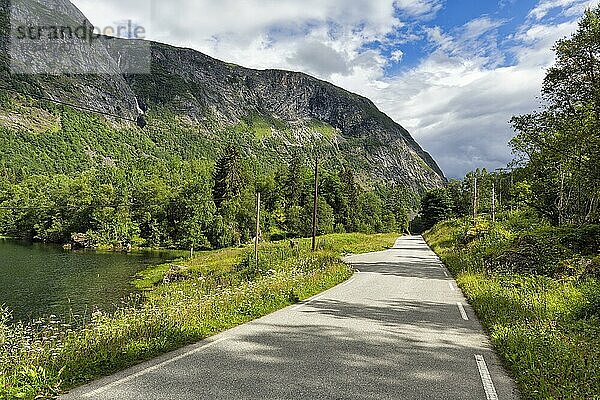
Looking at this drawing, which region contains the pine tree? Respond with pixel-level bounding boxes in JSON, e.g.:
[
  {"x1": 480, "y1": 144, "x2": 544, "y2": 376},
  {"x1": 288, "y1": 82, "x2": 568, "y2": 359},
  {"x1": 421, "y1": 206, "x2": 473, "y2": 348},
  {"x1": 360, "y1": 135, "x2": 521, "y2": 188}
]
[{"x1": 213, "y1": 146, "x2": 243, "y2": 209}]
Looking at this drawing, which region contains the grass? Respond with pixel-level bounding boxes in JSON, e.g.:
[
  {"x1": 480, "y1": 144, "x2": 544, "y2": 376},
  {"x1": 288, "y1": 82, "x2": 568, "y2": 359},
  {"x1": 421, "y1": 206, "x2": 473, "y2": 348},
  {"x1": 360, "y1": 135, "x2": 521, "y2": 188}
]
[
  {"x1": 134, "y1": 233, "x2": 398, "y2": 290},
  {"x1": 249, "y1": 116, "x2": 273, "y2": 140},
  {"x1": 0, "y1": 233, "x2": 398, "y2": 399},
  {"x1": 309, "y1": 120, "x2": 337, "y2": 140},
  {"x1": 424, "y1": 217, "x2": 600, "y2": 399}
]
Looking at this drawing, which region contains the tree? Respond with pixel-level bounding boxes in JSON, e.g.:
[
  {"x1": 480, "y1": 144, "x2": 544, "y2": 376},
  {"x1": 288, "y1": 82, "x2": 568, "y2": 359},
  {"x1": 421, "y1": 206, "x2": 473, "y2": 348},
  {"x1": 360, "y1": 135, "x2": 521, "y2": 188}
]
[
  {"x1": 339, "y1": 169, "x2": 361, "y2": 231},
  {"x1": 213, "y1": 146, "x2": 244, "y2": 209},
  {"x1": 511, "y1": 7, "x2": 600, "y2": 224},
  {"x1": 174, "y1": 176, "x2": 215, "y2": 250},
  {"x1": 419, "y1": 188, "x2": 454, "y2": 230},
  {"x1": 445, "y1": 179, "x2": 470, "y2": 217},
  {"x1": 283, "y1": 152, "x2": 306, "y2": 207}
]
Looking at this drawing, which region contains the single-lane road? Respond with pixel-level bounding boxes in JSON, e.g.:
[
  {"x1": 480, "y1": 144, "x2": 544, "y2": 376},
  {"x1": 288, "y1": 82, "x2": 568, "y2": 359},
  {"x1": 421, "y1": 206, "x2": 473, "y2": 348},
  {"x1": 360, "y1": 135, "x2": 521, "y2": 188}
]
[{"x1": 62, "y1": 236, "x2": 519, "y2": 399}]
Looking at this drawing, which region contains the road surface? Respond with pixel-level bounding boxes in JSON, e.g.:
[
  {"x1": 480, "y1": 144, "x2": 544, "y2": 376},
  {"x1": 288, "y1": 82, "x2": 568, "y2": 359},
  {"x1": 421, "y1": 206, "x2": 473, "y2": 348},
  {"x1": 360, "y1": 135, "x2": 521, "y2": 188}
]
[{"x1": 62, "y1": 236, "x2": 519, "y2": 399}]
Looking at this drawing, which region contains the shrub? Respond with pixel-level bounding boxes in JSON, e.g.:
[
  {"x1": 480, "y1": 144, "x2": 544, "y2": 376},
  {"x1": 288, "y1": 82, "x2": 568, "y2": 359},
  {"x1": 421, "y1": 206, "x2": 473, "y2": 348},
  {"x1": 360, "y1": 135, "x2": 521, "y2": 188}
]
[
  {"x1": 423, "y1": 217, "x2": 600, "y2": 398},
  {"x1": 575, "y1": 280, "x2": 600, "y2": 320},
  {"x1": 484, "y1": 227, "x2": 567, "y2": 275}
]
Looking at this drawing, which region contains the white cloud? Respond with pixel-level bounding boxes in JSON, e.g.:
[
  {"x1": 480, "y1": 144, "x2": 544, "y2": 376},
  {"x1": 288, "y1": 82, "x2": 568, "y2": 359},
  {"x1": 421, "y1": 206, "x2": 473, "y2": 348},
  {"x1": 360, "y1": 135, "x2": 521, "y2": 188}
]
[
  {"x1": 287, "y1": 41, "x2": 350, "y2": 76},
  {"x1": 73, "y1": 0, "x2": 402, "y2": 43},
  {"x1": 528, "y1": 0, "x2": 598, "y2": 20},
  {"x1": 333, "y1": 16, "x2": 582, "y2": 177},
  {"x1": 391, "y1": 49, "x2": 404, "y2": 62},
  {"x1": 72, "y1": 0, "x2": 405, "y2": 79},
  {"x1": 71, "y1": 0, "x2": 593, "y2": 178},
  {"x1": 394, "y1": 0, "x2": 444, "y2": 19}
]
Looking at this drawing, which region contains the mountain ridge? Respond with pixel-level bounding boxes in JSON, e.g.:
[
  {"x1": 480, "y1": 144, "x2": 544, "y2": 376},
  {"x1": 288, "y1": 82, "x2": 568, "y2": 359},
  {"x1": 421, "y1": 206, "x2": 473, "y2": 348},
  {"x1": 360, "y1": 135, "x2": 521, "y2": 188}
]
[{"x1": 0, "y1": 0, "x2": 446, "y2": 191}]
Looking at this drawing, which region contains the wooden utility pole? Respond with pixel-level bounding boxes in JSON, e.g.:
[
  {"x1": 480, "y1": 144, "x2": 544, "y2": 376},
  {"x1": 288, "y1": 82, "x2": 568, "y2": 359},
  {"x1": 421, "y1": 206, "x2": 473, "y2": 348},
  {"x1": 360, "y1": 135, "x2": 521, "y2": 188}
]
[
  {"x1": 311, "y1": 158, "x2": 319, "y2": 252},
  {"x1": 492, "y1": 181, "x2": 496, "y2": 223},
  {"x1": 255, "y1": 192, "x2": 261, "y2": 268},
  {"x1": 498, "y1": 179, "x2": 502, "y2": 211},
  {"x1": 472, "y1": 175, "x2": 478, "y2": 225}
]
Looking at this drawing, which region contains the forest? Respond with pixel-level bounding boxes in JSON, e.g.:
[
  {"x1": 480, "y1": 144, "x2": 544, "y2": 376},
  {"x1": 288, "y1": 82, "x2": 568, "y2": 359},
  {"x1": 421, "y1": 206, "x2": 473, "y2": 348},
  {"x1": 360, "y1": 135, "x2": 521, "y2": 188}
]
[{"x1": 0, "y1": 114, "x2": 414, "y2": 249}]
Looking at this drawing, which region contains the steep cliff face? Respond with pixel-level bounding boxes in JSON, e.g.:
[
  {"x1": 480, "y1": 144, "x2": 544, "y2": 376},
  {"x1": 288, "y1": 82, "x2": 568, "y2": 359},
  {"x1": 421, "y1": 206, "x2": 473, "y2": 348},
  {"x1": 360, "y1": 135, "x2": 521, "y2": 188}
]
[
  {"x1": 1, "y1": 0, "x2": 140, "y2": 118},
  {"x1": 125, "y1": 43, "x2": 446, "y2": 189},
  {"x1": 0, "y1": 1, "x2": 446, "y2": 191}
]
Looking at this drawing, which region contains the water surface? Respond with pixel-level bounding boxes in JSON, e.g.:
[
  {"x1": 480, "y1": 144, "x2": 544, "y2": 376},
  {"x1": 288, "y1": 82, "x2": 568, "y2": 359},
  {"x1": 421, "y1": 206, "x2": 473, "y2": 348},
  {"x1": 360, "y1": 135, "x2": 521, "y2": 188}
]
[{"x1": 0, "y1": 239, "x2": 178, "y2": 322}]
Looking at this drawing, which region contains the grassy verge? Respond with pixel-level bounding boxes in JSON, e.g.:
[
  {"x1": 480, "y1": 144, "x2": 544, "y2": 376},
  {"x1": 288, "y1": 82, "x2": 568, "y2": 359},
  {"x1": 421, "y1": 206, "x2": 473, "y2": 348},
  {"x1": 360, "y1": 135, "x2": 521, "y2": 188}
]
[
  {"x1": 134, "y1": 233, "x2": 398, "y2": 290},
  {"x1": 423, "y1": 216, "x2": 600, "y2": 399},
  {"x1": 0, "y1": 233, "x2": 398, "y2": 399}
]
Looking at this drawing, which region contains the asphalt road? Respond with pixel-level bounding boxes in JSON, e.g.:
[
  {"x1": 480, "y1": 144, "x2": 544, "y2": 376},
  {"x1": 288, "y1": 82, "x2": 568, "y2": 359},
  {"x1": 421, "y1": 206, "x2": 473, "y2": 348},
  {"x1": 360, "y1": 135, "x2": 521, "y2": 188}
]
[{"x1": 62, "y1": 236, "x2": 519, "y2": 400}]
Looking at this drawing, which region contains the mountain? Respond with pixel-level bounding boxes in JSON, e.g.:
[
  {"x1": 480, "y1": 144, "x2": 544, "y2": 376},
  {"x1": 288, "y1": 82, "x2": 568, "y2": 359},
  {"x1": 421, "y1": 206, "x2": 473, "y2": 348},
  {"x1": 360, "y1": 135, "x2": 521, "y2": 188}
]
[{"x1": 0, "y1": 0, "x2": 445, "y2": 191}]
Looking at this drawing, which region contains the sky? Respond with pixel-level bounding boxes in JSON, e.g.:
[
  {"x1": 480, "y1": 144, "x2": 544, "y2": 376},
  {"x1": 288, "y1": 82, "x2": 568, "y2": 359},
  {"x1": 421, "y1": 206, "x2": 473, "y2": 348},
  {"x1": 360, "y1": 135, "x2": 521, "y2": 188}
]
[{"x1": 71, "y1": 0, "x2": 599, "y2": 178}]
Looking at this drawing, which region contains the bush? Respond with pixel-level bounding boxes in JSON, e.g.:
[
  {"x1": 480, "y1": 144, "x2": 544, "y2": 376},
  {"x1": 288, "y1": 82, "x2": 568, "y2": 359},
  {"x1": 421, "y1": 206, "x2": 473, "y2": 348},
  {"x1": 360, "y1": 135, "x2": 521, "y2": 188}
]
[
  {"x1": 423, "y1": 217, "x2": 600, "y2": 398},
  {"x1": 558, "y1": 224, "x2": 600, "y2": 255},
  {"x1": 486, "y1": 233, "x2": 570, "y2": 275},
  {"x1": 575, "y1": 280, "x2": 600, "y2": 320},
  {"x1": 483, "y1": 225, "x2": 600, "y2": 277}
]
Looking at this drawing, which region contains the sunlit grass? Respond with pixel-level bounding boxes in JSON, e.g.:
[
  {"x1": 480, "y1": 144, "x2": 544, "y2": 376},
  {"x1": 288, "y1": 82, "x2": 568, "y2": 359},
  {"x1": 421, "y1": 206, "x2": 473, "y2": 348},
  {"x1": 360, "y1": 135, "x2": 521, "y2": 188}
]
[
  {"x1": 0, "y1": 233, "x2": 398, "y2": 399},
  {"x1": 424, "y1": 219, "x2": 600, "y2": 399}
]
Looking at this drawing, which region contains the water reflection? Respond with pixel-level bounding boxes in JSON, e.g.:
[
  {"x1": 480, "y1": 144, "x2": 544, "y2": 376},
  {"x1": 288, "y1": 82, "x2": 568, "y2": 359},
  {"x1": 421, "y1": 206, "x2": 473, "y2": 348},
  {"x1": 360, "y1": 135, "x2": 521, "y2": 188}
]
[{"x1": 0, "y1": 239, "x2": 180, "y2": 322}]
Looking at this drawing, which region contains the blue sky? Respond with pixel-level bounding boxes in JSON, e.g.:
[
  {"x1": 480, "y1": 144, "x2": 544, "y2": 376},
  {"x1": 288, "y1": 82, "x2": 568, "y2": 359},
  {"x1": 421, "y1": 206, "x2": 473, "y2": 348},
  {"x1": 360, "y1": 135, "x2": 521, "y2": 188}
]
[
  {"x1": 73, "y1": 0, "x2": 598, "y2": 178},
  {"x1": 382, "y1": 1, "x2": 536, "y2": 73}
]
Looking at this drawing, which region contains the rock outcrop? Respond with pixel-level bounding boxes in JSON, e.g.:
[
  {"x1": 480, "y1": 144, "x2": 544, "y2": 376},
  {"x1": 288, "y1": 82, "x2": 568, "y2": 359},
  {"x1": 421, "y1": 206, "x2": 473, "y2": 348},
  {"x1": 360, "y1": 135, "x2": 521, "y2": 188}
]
[{"x1": 0, "y1": 0, "x2": 446, "y2": 191}]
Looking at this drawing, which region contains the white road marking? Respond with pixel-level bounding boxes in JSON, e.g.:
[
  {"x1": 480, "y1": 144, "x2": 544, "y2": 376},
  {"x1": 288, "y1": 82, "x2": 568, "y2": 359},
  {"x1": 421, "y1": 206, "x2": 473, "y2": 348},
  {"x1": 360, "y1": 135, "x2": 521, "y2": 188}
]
[
  {"x1": 292, "y1": 294, "x2": 326, "y2": 311},
  {"x1": 443, "y1": 270, "x2": 449, "y2": 277},
  {"x1": 448, "y1": 282, "x2": 456, "y2": 291},
  {"x1": 457, "y1": 302, "x2": 469, "y2": 320},
  {"x1": 475, "y1": 354, "x2": 499, "y2": 400},
  {"x1": 82, "y1": 338, "x2": 227, "y2": 398},
  {"x1": 341, "y1": 278, "x2": 356, "y2": 287}
]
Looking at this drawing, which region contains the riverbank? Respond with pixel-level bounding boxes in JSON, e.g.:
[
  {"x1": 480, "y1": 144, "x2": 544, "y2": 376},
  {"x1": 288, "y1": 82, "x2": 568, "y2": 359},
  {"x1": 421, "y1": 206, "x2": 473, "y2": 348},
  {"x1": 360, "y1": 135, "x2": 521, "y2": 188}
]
[
  {"x1": 0, "y1": 233, "x2": 398, "y2": 399},
  {"x1": 423, "y1": 215, "x2": 600, "y2": 399}
]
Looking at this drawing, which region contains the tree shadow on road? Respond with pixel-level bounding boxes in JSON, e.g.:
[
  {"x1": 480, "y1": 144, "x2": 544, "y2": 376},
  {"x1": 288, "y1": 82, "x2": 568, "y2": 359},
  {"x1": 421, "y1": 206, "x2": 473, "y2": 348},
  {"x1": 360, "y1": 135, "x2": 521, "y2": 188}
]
[{"x1": 113, "y1": 296, "x2": 517, "y2": 400}]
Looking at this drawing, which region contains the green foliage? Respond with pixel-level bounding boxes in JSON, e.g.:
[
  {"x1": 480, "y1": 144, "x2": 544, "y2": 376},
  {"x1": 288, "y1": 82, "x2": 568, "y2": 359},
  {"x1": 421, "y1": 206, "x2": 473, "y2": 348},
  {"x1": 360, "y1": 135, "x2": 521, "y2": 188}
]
[
  {"x1": 576, "y1": 280, "x2": 600, "y2": 319},
  {"x1": 309, "y1": 120, "x2": 337, "y2": 139},
  {"x1": 213, "y1": 145, "x2": 245, "y2": 209},
  {"x1": 421, "y1": 188, "x2": 454, "y2": 228},
  {"x1": 0, "y1": 102, "x2": 413, "y2": 249},
  {"x1": 424, "y1": 216, "x2": 600, "y2": 399},
  {"x1": 0, "y1": 233, "x2": 397, "y2": 399},
  {"x1": 412, "y1": 187, "x2": 454, "y2": 233},
  {"x1": 511, "y1": 7, "x2": 600, "y2": 225},
  {"x1": 483, "y1": 224, "x2": 600, "y2": 277}
]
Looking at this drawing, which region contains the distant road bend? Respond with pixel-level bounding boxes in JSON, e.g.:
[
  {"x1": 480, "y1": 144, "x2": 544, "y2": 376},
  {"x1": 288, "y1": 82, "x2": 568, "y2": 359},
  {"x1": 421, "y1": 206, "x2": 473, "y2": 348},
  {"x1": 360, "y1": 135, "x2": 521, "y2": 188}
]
[{"x1": 63, "y1": 236, "x2": 519, "y2": 400}]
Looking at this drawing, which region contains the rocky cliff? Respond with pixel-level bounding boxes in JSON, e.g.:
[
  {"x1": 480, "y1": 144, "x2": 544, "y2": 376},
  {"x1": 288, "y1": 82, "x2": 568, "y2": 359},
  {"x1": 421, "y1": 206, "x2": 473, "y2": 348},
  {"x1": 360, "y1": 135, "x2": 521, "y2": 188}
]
[{"x1": 0, "y1": 0, "x2": 446, "y2": 191}]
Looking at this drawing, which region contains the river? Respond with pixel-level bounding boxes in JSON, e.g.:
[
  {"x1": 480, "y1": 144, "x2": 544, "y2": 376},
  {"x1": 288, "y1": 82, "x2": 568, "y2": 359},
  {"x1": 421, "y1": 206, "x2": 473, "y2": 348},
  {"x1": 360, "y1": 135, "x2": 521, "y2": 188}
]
[{"x1": 0, "y1": 239, "x2": 179, "y2": 323}]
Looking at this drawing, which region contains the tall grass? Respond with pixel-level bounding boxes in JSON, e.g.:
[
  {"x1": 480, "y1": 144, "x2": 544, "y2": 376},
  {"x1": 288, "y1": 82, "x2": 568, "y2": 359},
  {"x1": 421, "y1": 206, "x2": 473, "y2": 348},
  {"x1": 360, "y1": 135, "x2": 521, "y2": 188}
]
[
  {"x1": 0, "y1": 233, "x2": 398, "y2": 399},
  {"x1": 424, "y1": 218, "x2": 600, "y2": 399}
]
